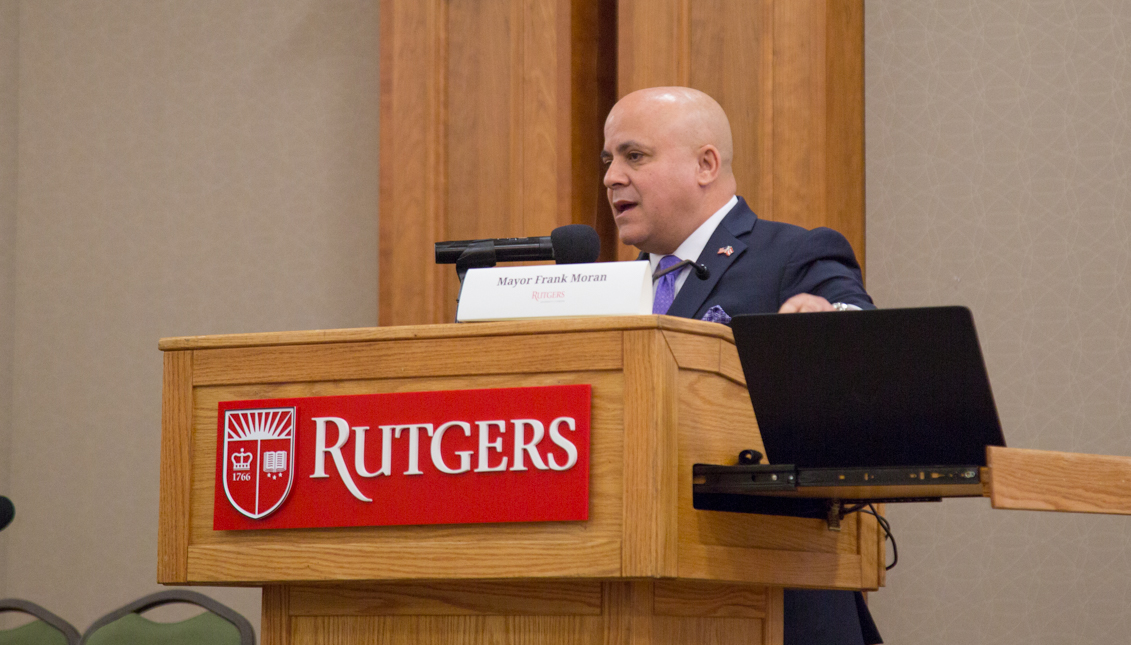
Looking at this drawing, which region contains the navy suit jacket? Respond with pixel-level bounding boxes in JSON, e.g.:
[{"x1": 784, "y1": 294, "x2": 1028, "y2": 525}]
[
  {"x1": 657, "y1": 197, "x2": 881, "y2": 645},
  {"x1": 660, "y1": 196, "x2": 873, "y2": 319}
]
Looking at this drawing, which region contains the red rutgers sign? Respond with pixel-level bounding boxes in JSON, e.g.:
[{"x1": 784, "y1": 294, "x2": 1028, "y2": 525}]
[{"x1": 213, "y1": 385, "x2": 591, "y2": 530}]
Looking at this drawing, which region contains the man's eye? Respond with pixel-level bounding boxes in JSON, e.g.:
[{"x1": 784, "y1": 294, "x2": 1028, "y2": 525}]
[{"x1": 627, "y1": 152, "x2": 643, "y2": 161}]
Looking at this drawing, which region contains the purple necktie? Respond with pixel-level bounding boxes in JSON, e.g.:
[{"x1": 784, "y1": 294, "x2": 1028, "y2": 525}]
[{"x1": 652, "y1": 255, "x2": 684, "y2": 315}]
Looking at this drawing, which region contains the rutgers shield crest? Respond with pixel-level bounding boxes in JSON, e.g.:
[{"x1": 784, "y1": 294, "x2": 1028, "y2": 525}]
[{"x1": 222, "y1": 407, "x2": 296, "y2": 519}]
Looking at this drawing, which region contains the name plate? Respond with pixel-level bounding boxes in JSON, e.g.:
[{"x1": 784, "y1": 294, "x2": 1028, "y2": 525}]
[{"x1": 456, "y1": 261, "x2": 652, "y2": 322}]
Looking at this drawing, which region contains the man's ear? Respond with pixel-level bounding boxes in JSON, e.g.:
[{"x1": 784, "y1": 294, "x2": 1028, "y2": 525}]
[{"x1": 696, "y1": 145, "x2": 721, "y2": 186}]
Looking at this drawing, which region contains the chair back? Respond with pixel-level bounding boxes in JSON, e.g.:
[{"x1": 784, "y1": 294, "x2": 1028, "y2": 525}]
[
  {"x1": 79, "y1": 591, "x2": 253, "y2": 645},
  {"x1": 0, "y1": 599, "x2": 81, "y2": 645}
]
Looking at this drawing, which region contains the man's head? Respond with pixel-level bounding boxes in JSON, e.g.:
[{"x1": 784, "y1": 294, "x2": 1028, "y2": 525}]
[{"x1": 601, "y1": 87, "x2": 736, "y2": 255}]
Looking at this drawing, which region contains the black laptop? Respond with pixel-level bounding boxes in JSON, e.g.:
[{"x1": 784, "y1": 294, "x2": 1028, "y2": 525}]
[{"x1": 694, "y1": 306, "x2": 1006, "y2": 507}]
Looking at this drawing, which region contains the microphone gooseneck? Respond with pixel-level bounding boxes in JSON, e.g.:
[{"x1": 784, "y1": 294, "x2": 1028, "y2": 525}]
[
  {"x1": 435, "y1": 224, "x2": 601, "y2": 282},
  {"x1": 652, "y1": 258, "x2": 710, "y2": 281}
]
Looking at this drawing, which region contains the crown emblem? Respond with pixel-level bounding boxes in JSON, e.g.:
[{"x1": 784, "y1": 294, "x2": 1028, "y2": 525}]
[{"x1": 231, "y1": 449, "x2": 253, "y2": 471}]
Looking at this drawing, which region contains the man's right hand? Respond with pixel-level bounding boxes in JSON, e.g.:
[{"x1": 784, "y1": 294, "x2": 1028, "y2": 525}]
[{"x1": 778, "y1": 293, "x2": 835, "y2": 314}]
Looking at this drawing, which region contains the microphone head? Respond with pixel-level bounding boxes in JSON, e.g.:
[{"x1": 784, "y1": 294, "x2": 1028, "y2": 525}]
[
  {"x1": 550, "y1": 224, "x2": 600, "y2": 264},
  {"x1": 0, "y1": 496, "x2": 13, "y2": 532}
]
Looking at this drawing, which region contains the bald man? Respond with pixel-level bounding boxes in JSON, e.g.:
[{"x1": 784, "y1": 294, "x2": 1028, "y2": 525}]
[
  {"x1": 603, "y1": 88, "x2": 880, "y2": 645},
  {"x1": 602, "y1": 87, "x2": 873, "y2": 319}
]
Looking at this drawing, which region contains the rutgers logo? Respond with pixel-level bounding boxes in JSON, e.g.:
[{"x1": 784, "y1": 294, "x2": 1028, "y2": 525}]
[{"x1": 222, "y1": 407, "x2": 296, "y2": 519}]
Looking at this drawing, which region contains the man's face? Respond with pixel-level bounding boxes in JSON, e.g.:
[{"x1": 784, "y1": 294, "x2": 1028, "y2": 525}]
[{"x1": 601, "y1": 102, "x2": 702, "y2": 254}]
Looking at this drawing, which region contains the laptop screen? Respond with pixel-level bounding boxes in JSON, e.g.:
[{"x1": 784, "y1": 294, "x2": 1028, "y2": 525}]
[{"x1": 730, "y1": 306, "x2": 1005, "y2": 469}]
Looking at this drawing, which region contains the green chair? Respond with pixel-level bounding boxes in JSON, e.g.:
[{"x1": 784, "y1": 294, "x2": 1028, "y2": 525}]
[
  {"x1": 79, "y1": 591, "x2": 253, "y2": 645},
  {"x1": 0, "y1": 599, "x2": 80, "y2": 645}
]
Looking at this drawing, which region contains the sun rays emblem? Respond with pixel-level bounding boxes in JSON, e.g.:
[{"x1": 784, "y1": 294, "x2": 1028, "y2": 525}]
[{"x1": 222, "y1": 407, "x2": 296, "y2": 520}]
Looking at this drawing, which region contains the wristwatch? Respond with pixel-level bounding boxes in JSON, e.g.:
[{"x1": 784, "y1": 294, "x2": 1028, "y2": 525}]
[{"x1": 832, "y1": 302, "x2": 853, "y2": 312}]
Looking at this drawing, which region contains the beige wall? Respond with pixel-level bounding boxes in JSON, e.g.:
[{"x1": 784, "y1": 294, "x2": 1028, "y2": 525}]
[
  {"x1": 0, "y1": 0, "x2": 18, "y2": 597},
  {"x1": 0, "y1": 0, "x2": 380, "y2": 636},
  {"x1": 866, "y1": 1, "x2": 1131, "y2": 643}
]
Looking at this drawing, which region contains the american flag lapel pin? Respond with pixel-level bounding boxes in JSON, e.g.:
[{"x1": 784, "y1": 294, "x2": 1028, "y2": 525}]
[{"x1": 718, "y1": 246, "x2": 734, "y2": 256}]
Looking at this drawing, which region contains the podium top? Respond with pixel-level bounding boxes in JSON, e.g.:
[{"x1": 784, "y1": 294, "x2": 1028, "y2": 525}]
[{"x1": 158, "y1": 315, "x2": 734, "y2": 351}]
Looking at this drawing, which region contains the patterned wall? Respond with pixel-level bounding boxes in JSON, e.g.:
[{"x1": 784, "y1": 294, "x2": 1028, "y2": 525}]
[
  {"x1": 866, "y1": 2, "x2": 1131, "y2": 643},
  {"x1": 0, "y1": 0, "x2": 18, "y2": 598},
  {"x1": 1, "y1": 0, "x2": 380, "y2": 634}
]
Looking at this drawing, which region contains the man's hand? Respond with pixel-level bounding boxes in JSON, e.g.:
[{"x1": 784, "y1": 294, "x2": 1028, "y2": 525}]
[{"x1": 778, "y1": 293, "x2": 835, "y2": 313}]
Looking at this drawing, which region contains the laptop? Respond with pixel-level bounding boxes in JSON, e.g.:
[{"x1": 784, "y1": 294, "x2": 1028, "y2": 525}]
[{"x1": 693, "y1": 306, "x2": 1006, "y2": 508}]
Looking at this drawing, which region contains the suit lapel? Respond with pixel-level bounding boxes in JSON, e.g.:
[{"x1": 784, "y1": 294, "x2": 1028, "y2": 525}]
[{"x1": 665, "y1": 199, "x2": 757, "y2": 319}]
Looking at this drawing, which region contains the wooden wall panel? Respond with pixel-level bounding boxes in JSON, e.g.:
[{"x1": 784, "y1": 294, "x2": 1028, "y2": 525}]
[
  {"x1": 615, "y1": 0, "x2": 866, "y2": 268},
  {"x1": 690, "y1": 0, "x2": 774, "y2": 229},
  {"x1": 379, "y1": 0, "x2": 447, "y2": 326},
  {"x1": 381, "y1": 0, "x2": 616, "y2": 325}
]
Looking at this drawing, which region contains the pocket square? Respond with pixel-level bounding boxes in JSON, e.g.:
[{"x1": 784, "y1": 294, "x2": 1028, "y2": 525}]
[{"x1": 701, "y1": 305, "x2": 732, "y2": 325}]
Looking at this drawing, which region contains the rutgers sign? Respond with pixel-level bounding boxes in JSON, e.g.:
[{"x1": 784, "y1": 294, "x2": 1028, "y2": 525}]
[{"x1": 213, "y1": 385, "x2": 591, "y2": 530}]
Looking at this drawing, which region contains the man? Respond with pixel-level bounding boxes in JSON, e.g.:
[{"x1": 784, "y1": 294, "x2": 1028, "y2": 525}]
[
  {"x1": 602, "y1": 86, "x2": 872, "y2": 319},
  {"x1": 603, "y1": 87, "x2": 880, "y2": 645}
]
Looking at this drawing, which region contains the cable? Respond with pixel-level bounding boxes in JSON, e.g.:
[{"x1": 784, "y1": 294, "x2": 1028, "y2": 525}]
[{"x1": 860, "y1": 504, "x2": 898, "y2": 570}]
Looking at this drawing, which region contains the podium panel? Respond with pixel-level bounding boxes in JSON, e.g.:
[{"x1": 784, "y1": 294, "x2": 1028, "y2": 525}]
[{"x1": 159, "y1": 317, "x2": 885, "y2": 645}]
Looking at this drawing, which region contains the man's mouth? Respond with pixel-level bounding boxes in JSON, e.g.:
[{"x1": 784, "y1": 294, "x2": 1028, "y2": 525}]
[{"x1": 613, "y1": 199, "x2": 638, "y2": 215}]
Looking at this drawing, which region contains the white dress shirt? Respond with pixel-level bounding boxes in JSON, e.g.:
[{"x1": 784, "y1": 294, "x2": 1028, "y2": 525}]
[{"x1": 648, "y1": 195, "x2": 738, "y2": 299}]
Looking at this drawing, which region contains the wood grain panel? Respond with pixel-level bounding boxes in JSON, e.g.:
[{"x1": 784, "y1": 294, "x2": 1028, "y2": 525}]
[
  {"x1": 988, "y1": 446, "x2": 1131, "y2": 515},
  {"x1": 191, "y1": 332, "x2": 622, "y2": 385},
  {"x1": 616, "y1": 0, "x2": 688, "y2": 92},
  {"x1": 187, "y1": 539, "x2": 621, "y2": 583},
  {"x1": 614, "y1": 0, "x2": 689, "y2": 262},
  {"x1": 653, "y1": 616, "x2": 764, "y2": 645},
  {"x1": 602, "y1": 580, "x2": 653, "y2": 645},
  {"x1": 379, "y1": 0, "x2": 448, "y2": 326},
  {"x1": 771, "y1": 0, "x2": 865, "y2": 265},
  {"x1": 662, "y1": 331, "x2": 720, "y2": 373},
  {"x1": 679, "y1": 543, "x2": 864, "y2": 590},
  {"x1": 653, "y1": 580, "x2": 769, "y2": 618},
  {"x1": 718, "y1": 338, "x2": 746, "y2": 385},
  {"x1": 292, "y1": 615, "x2": 604, "y2": 645},
  {"x1": 858, "y1": 506, "x2": 880, "y2": 590},
  {"x1": 446, "y1": 0, "x2": 513, "y2": 243},
  {"x1": 160, "y1": 316, "x2": 735, "y2": 351},
  {"x1": 621, "y1": 330, "x2": 679, "y2": 577},
  {"x1": 262, "y1": 586, "x2": 291, "y2": 645},
  {"x1": 518, "y1": 0, "x2": 570, "y2": 237},
  {"x1": 823, "y1": 0, "x2": 865, "y2": 270},
  {"x1": 158, "y1": 350, "x2": 193, "y2": 583},
  {"x1": 571, "y1": 0, "x2": 619, "y2": 259},
  {"x1": 614, "y1": 0, "x2": 864, "y2": 268},
  {"x1": 690, "y1": 0, "x2": 773, "y2": 220},
  {"x1": 772, "y1": 0, "x2": 825, "y2": 232},
  {"x1": 289, "y1": 581, "x2": 601, "y2": 616},
  {"x1": 762, "y1": 587, "x2": 783, "y2": 645}
]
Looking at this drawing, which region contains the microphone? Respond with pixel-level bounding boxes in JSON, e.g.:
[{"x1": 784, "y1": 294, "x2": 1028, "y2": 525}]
[
  {"x1": 436, "y1": 224, "x2": 601, "y2": 281},
  {"x1": 0, "y1": 496, "x2": 13, "y2": 532},
  {"x1": 653, "y1": 258, "x2": 710, "y2": 281}
]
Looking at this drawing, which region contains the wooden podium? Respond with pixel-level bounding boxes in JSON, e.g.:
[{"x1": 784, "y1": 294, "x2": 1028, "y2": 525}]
[{"x1": 158, "y1": 316, "x2": 886, "y2": 645}]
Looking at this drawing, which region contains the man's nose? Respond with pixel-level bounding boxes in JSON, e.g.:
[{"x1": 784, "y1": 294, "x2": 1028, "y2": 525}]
[{"x1": 603, "y1": 159, "x2": 626, "y2": 188}]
